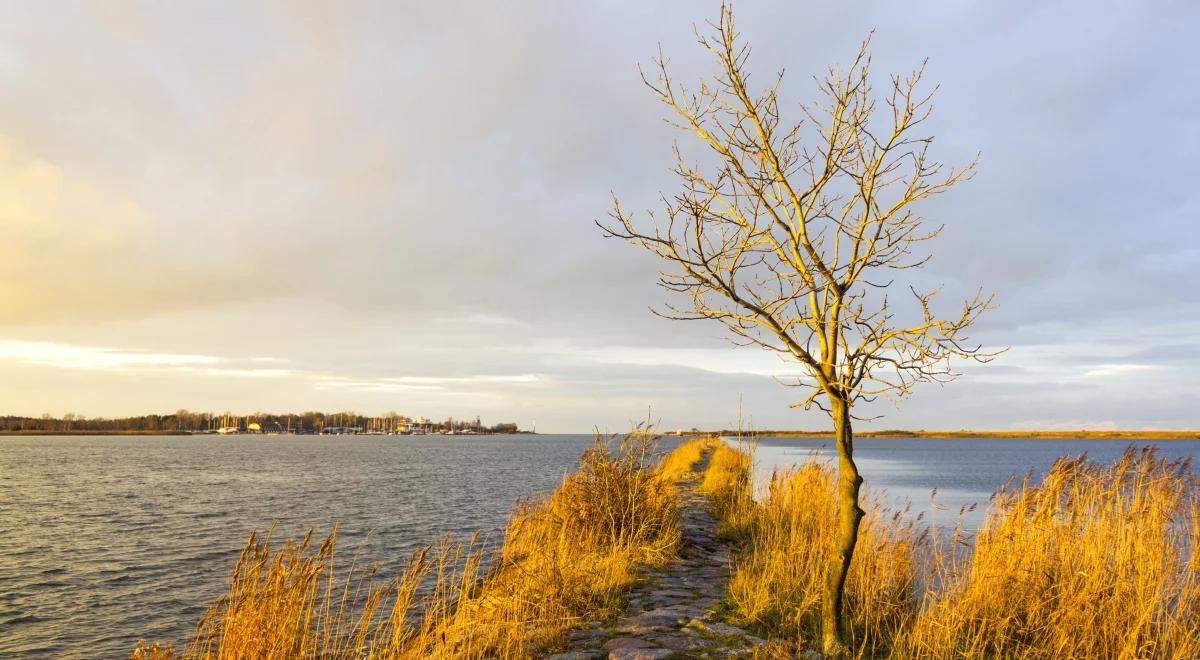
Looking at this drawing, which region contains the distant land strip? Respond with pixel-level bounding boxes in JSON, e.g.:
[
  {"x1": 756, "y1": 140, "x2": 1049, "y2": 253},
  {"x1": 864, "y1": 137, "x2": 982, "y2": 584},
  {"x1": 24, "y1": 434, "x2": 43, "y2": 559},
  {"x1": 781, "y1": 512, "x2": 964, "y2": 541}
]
[
  {"x1": 0, "y1": 412, "x2": 523, "y2": 435},
  {"x1": 0, "y1": 429, "x2": 193, "y2": 436},
  {"x1": 711, "y1": 429, "x2": 1200, "y2": 439}
]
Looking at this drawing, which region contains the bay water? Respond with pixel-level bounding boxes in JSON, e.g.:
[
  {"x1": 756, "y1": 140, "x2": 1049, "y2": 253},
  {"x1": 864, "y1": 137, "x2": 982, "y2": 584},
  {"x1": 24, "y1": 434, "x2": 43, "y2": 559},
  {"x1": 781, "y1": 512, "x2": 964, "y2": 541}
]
[{"x1": 2, "y1": 433, "x2": 1197, "y2": 657}]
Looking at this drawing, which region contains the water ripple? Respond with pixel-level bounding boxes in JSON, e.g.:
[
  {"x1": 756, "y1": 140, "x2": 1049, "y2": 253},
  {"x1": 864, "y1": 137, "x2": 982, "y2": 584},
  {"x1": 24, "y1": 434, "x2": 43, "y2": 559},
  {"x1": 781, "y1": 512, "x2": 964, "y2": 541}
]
[{"x1": 0, "y1": 433, "x2": 619, "y2": 658}]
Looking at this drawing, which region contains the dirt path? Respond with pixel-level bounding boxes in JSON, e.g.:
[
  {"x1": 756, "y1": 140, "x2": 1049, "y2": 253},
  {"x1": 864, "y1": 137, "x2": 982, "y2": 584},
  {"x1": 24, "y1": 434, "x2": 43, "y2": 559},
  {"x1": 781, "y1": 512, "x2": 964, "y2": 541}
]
[{"x1": 547, "y1": 451, "x2": 763, "y2": 659}]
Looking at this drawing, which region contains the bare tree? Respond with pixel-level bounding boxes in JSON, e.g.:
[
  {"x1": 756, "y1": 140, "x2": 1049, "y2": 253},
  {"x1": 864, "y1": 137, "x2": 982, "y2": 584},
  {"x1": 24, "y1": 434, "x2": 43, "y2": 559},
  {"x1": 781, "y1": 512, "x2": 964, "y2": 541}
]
[{"x1": 600, "y1": 5, "x2": 997, "y2": 655}]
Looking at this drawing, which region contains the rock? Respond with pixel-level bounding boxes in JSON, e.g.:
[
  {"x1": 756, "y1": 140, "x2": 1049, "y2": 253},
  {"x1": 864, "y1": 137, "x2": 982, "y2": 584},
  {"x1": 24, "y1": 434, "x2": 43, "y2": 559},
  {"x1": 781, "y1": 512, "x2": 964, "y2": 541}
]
[
  {"x1": 644, "y1": 633, "x2": 698, "y2": 650},
  {"x1": 616, "y1": 606, "x2": 696, "y2": 633},
  {"x1": 686, "y1": 619, "x2": 748, "y2": 637},
  {"x1": 692, "y1": 597, "x2": 719, "y2": 610},
  {"x1": 545, "y1": 652, "x2": 604, "y2": 660},
  {"x1": 567, "y1": 629, "x2": 608, "y2": 643},
  {"x1": 602, "y1": 637, "x2": 656, "y2": 651},
  {"x1": 608, "y1": 649, "x2": 673, "y2": 660},
  {"x1": 616, "y1": 619, "x2": 674, "y2": 634},
  {"x1": 649, "y1": 588, "x2": 695, "y2": 599}
]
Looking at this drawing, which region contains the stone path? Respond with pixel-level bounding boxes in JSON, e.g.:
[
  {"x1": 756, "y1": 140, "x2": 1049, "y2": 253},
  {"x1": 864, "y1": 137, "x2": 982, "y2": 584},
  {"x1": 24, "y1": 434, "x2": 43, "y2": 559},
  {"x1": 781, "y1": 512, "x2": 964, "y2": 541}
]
[{"x1": 547, "y1": 451, "x2": 764, "y2": 659}]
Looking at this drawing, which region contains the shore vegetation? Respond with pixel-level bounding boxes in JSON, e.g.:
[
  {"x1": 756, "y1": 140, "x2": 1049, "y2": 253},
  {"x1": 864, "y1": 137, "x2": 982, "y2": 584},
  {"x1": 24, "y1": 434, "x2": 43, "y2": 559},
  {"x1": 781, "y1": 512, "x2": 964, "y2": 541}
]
[
  {"x1": 701, "y1": 440, "x2": 1200, "y2": 658},
  {"x1": 132, "y1": 431, "x2": 706, "y2": 659}
]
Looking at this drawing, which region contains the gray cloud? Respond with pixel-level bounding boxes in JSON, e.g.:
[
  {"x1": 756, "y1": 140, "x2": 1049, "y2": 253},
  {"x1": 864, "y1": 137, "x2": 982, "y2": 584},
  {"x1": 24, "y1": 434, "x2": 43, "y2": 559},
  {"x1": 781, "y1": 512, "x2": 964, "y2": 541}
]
[{"x1": 0, "y1": 1, "x2": 1197, "y2": 431}]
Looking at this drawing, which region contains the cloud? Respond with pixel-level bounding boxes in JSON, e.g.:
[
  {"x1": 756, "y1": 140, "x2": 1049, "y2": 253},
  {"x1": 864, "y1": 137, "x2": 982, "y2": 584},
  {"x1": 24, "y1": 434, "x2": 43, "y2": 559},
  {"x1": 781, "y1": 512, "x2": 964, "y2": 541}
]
[
  {"x1": 0, "y1": 138, "x2": 289, "y2": 324},
  {"x1": 1081, "y1": 364, "x2": 1161, "y2": 379},
  {"x1": 0, "y1": 2, "x2": 1197, "y2": 430},
  {"x1": 0, "y1": 339, "x2": 292, "y2": 379},
  {"x1": 458, "y1": 314, "x2": 525, "y2": 327},
  {"x1": 0, "y1": 340, "x2": 218, "y2": 370},
  {"x1": 312, "y1": 374, "x2": 544, "y2": 393}
]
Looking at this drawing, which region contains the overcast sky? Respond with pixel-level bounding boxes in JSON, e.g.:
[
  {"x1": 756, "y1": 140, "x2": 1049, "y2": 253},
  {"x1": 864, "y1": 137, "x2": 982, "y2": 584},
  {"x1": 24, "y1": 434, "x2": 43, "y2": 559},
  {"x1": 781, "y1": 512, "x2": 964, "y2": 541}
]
[{"x1": 0, "y1": 1, "x2": 1196, "y2": 432}]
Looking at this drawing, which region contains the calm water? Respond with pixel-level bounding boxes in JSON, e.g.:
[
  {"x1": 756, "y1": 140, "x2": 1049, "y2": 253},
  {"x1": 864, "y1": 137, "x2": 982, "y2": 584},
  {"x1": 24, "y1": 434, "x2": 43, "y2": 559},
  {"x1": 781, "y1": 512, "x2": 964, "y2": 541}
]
[
  {"x1": 746, "y1": 436, "x2": 1200, "y2": 531},
  {"x1": 0, "y1": 434, "x2": 624, "y2": 659},
  {"x1": 3, "y1": 434, "x2": 1199, "y2": 658}
]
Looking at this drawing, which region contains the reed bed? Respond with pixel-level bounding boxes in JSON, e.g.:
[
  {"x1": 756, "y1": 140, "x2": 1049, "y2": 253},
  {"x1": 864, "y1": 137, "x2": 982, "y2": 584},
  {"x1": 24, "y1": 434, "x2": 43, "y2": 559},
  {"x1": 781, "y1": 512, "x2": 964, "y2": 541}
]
[
  {"x1": 896, "y1": 447, "x2": 1200, "y2": 659},
  {"x1": 657, "y1": 436, "x2": 711, "y2": 482},
  {"x1": 702, "y1": 442, "x2": 1200, "y2": 659},
  {"x1": 704, "y1": 444, "x2": 917, "y2": 656},
  {"x1": 696, "y1": 440, "x2": 756, "y2": 541},
  {"x1": 133, "y1": 432, "x2": 686, "y2": 659}
]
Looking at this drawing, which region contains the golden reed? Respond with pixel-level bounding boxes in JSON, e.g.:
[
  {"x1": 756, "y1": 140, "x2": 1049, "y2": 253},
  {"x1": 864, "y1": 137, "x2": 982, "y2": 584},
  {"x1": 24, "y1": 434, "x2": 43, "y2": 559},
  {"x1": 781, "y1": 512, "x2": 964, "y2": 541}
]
[
  {"x1": 133, "y1": 432, "x2": 702, "y2": 659},
  {"x1": 699, "y1": 442, "x2": 1200, "y2": 659}
]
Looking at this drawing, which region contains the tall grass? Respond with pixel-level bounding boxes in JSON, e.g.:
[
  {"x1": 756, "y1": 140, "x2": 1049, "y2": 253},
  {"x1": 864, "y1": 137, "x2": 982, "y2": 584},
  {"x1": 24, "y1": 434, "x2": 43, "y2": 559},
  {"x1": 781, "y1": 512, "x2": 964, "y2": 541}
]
[
  {"x1": 704, "y1": 444, "x2": 917, "y2": 655},
  {"x1": 657, "y1": 436, "x2": 711, "y2": 482},
  {"x1": 896, "y1": 447, "x2": 1200, "y2": 659},
  {"x1": 133, "y1": 432, "x2": 684, "y2": 659},
  {"x1": 702, "y1": 443, "x2": 1200, "y2": 658},
  {"x1": 696, "y1": 440, "x2": 756, "y2": 539}
]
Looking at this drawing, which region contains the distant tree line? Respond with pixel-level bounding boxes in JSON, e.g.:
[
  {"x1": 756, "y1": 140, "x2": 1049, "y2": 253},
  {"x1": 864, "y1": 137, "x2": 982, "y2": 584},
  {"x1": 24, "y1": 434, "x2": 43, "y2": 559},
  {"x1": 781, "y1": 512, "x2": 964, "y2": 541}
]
[{"x1": 0, "y1": 411, "x2": 523, "y2": 434}]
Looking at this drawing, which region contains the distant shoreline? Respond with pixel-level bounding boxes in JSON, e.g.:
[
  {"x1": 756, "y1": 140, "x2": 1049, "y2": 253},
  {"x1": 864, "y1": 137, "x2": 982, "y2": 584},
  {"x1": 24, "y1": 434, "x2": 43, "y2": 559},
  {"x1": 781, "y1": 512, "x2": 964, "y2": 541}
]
[
  {"x1": 2, "y1": 429, "x2": 1197, "y2": 439},
  {"x1": 711, "y1": 430, "x2": 1200, "y2": 439},
  {"x1": 0, "y1": 430, "x2": 193, "y2": 436},
  {"x1": 0, "y1": 430, "x2": 535, "y2": 436}
]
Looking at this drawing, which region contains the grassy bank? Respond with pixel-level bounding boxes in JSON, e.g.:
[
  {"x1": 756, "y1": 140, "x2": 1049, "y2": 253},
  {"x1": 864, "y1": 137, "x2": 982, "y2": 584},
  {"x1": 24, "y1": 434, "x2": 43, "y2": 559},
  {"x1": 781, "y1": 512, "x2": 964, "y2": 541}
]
[
  {"x1": 133, "y1": 433, "x2": 706, "y2": 659},
  {"x1": 700, "y1": 441, "x2": 1200, "y2": 658}
]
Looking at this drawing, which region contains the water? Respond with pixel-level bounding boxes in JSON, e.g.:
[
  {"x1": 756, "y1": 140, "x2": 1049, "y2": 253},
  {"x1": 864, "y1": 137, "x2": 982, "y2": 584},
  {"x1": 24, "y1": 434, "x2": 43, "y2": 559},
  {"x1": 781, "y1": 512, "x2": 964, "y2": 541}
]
[
  {"x1": 0, "y1": 433, "x2": 623, "y2": 659},
  {"x1": 3, "y1": 434, "x2": 1198, "y2": 658},
  {"x1": 745, "y1": 436, "x2": 1200, "y2": 531}
]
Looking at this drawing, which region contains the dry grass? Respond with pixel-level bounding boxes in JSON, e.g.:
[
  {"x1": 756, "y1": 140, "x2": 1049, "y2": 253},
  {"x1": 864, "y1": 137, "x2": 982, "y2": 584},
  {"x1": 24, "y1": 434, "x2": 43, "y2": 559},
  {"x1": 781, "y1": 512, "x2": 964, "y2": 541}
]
[
  {"x1": 705, "y1": 444, "x2": 917, "y2": 656},
  {"x1": 132, "y1": 432, "x2": 684, "y2": 659},
  {"x1": 697, "y1": 440, "x2": 755, "y2": 538},
  {"x1": 896, "y1": 447, "x2": 1200, "y2": 659},
  {"x1": 702, "y1": 442, "x2": 1200, "y2": 659},
  {"x1": 657, "y1": 436, "x2": 711, "y2": 482},
  {"x1": 134, "y1": 436, "x2": 1200, "y2": 659}
]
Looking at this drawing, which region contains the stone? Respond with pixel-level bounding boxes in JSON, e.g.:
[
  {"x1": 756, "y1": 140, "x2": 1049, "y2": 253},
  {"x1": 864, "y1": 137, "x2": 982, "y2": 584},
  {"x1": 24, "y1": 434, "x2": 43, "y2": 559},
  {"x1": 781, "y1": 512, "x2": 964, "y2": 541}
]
[
  {"x1": 602, "y1": 637, "x2": 656, "y2": 651},
  {"x1": 608, "y1": 649, "x2": 673, "y2": 660},
  {"x1": 644, "y1": 633, "x2": 698, "y2": 650},
  {"x1": 617, "y1": 606, "x2": 697, "y2": 633},
  {"x1": 687, "y1": 619, "x2": 748, "y2": 637},
  {"x1": 649, "y1": 589, "x2": 695, "y2": 599},
  {"x1": 545, "y1": 652, "x2": 604, "y2": 660},
  {"x1": 567, "y1": 629, "x2": 608, "y2": 643},
  {"x1": 617, "y1": 623, "x2": 672, "y2": 635}
]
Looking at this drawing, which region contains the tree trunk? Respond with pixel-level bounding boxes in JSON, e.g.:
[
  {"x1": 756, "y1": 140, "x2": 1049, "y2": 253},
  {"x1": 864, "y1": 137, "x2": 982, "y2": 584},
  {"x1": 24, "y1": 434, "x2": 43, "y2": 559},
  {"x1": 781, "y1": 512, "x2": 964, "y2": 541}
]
[{"x1": 822, "y1": 397, "x2": 865, "y2": 657}]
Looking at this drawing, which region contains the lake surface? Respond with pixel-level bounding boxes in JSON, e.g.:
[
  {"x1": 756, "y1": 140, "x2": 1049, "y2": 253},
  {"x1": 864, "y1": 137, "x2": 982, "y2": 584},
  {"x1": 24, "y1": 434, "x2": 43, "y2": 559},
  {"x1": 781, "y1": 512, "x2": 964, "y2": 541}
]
[
  {"x1": 744, "y1": 435, "x2": 1200, "y2": 531},
  {"x1": 0, "y1": 433, "x2": 629, "y2": 659},
  {"x1": 2, "y1": 434, "x2": 1198, "y2": 658}
]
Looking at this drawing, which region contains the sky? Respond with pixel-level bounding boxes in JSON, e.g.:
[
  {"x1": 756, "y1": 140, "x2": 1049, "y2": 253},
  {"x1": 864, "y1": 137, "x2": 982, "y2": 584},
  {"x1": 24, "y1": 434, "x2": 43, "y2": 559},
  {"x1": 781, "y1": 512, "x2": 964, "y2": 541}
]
[{"x1": 0, "y1": 1, "x2": 1197, "y2": 433}]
